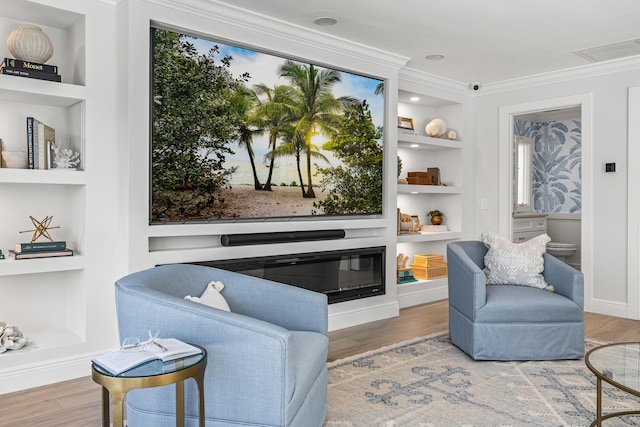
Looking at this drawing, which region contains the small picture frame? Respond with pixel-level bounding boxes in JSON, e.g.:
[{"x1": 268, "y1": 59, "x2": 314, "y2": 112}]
[{"x1": 397, "y1": 116, "x2": 415, "y2": 134}]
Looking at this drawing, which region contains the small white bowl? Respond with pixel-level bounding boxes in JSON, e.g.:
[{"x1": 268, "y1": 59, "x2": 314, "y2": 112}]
[{"x1": 1, "y1": 151, "x2": 28, "y2": 169}]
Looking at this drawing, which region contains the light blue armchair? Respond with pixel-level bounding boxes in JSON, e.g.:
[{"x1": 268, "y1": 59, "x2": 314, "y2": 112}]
[
  {"x1": 447, "y1": 241, "x2": 584, "y2": 361},
  {"x1": 115, "y1": 264, "x2": 328, "y2": 426}
]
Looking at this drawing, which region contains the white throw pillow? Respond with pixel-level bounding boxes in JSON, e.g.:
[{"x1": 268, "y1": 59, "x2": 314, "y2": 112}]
[
  {"x1": 481, "y1": 231, "x2": 551, "y2": 289},
  {"x1": 185, "y1": 280, "x2": 231, "y2": 311}
]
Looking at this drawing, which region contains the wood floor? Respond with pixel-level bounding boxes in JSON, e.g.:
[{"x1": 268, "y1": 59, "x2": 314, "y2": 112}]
[{"x1": 2, "y1": 300, "x2": 639, "y2": 427}]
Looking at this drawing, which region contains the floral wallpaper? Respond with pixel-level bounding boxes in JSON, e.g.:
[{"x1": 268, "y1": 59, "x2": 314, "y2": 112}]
[{"x1": 514, "y1": 118, "x2": 582, "y2": 213}]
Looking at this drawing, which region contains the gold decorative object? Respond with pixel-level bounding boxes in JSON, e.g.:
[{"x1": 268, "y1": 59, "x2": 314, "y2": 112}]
[{"x1": 20, "y1": 215, "x2": 60, "y2": 243}]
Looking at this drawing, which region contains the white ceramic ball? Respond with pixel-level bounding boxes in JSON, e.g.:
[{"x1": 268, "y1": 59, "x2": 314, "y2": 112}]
[
  {"x1": 448, "y1": 130, "x2": 457, "y2": 140},
  {"x1": 425, "y1": 119, "x2": 446, "y2": 138}
]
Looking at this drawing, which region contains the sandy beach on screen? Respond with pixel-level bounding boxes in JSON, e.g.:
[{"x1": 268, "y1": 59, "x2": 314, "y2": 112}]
[{"x1": 221, "y1": 184, "x2": 328, "y2": 218}]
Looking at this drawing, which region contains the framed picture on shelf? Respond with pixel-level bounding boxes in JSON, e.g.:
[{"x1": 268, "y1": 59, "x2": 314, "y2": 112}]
[{"x1": 397, "y1": 116, "x2": 415, "y2": 134}]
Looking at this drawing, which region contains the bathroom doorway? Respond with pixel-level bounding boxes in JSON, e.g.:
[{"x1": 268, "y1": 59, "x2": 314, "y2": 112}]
[
  {"x1": 498, "y1": 93, "x2": 593, "y2": 311},
  {"x1": 513, "y1": 106, "x2": 582, "y2": 270}
]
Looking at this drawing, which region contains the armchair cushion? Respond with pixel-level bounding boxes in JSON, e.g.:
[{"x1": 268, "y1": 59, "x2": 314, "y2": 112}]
[
  {"x1": 479, "y1": 285, "x2": 583, "y2": 323},
  {"x1": 482, "y1": 231, "x2": 550, "y2": 289}
]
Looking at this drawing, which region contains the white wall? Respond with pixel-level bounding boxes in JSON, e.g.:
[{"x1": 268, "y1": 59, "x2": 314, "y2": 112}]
[{"x1": 473, "y1": 62, "x2": 640, "y2": 317}]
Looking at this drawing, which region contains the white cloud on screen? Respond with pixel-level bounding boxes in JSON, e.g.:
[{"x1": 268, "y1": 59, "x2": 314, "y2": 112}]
[{"x1": 190, "y1": 35, "x2": 385, "y2": 161}]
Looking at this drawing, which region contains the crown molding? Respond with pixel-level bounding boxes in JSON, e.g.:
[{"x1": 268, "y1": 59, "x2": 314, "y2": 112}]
[
  {"x1": 97, "y1": 0, "x2": 124, "y2": 4},
  {"x1": 144, "y1": 0, "x2": 410, "y2": 72},
  {"x1": 399, "y1": 67, "x2": 470, "y2": 97},
  {"x1": 482, "y1": 55, "x2": 640, "y2": 95}
]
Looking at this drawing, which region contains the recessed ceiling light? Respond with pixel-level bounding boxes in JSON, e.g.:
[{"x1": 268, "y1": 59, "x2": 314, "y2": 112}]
[
  {"x1": 410, "y1": 144, "x2": 420, "y2": 148},
  {"x1": 410, "y1": 96, "x2": 420, "y2": 102},
  {"x1": 425, "y1": 54, "x2": 445, "y2": 61},
  {"x1": 314, "y1": 17, "x2": 338, "y2": 26}
]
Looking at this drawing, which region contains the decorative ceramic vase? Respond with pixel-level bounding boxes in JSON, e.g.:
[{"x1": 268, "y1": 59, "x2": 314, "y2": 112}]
[
  {"x1": 430, "y1": 215, "x2": 443, "y2": 225},
  {"x1": 7, "y1": 24, "x2": 54, "y2": 63}
]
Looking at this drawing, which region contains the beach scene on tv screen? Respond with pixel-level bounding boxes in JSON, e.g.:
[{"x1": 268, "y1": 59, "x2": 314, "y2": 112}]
[{"x1": 150, "y1": 28, "x2": 385, "y2": 223}]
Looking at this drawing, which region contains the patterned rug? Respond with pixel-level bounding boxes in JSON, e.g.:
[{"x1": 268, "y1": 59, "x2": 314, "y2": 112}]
[{"x1": 326, "y1": 332, "x2": 640, "y2": 426}]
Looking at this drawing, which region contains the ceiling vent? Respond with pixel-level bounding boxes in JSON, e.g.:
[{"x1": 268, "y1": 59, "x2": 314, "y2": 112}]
[{"x1": 574, "y1": 38, "x2": 640, "y2": 62}]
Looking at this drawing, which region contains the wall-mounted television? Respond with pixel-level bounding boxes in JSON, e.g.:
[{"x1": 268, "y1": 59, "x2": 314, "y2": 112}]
[{"x1": 150, "y1": 27, "x2": 385, "y2": 224}]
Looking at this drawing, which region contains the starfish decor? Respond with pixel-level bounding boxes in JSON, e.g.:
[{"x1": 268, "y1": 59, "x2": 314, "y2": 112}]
[{"x1": 19, "y1": 216, "x2": 61, "y2": 243}]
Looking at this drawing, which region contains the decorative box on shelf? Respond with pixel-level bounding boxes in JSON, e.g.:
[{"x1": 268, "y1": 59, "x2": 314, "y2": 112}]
[
  {"x1": 407, "y1": 171, "x2": 433, "y2": 185},
  {"x1": 414, "y1": 253, "x2": 444, "y2": 266},
  {"x1": 410, "y1": 263, "x2": 448, "y2": 280},
  {"x1": 410, "y1": 253, "x2": 448, "y2": 280}
]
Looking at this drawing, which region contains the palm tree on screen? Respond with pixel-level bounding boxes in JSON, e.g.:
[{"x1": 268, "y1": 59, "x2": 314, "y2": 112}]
[
  {"x1": 252, "y1": 84, "x2": 297, "y2": 191},
  {"x1": 230, "y1": 85, "x2": 263, "y2": 190},
  {"x1": 279, "y1": 60, "x2": 345, "y2": 198}
]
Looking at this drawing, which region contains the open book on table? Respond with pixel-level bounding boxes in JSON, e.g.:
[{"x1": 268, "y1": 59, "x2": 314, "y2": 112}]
[{"x1": 92, "y1": 338, "x2": 202, "y2": 375}]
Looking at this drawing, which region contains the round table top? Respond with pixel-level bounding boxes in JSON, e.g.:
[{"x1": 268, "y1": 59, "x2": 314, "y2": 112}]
[
  {"x1": 586, "y1": 342, "x2": 640, "y2": 396},
  {"x1": 92, "y1": 345, "x2": 206, "y2": 379}
]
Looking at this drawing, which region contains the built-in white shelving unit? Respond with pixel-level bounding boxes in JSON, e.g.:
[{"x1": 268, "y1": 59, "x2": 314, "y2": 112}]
[
  {"x1": 0, "y1": 0, "x2": 120, "y2": 395},
  {"x1": 396, "y1": 89, "x2": 464, "y2": 308},
  {"x1": 0, "y1": 1, "x2": 88, "y2": 389}
]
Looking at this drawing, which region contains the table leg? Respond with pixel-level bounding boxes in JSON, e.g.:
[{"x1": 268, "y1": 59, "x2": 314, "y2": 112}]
[
  {"x1": 596, "y1": 377, "x2": 602, "y2": 427},
  {"x1": 111, "y1": 391, "x2": 126, "y2": 427},
  {"x1": 176, "y1": 380, "x2": 184, "y2": 427},
  {"x1": 196, "y1": 376, "x2": 206, "y2": 427},
  {"x1": 101, "y1": 387, "x2": 110, "y2": 427}
]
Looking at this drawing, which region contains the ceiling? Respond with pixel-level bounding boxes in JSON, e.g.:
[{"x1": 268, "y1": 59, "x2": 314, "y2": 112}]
[{"x1": 214, "y1": 0, "x2": 640, "y2": 86}]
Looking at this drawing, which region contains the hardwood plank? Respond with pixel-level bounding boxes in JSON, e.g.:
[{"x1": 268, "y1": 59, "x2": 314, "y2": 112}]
[{"x1": 1, "y1": 301, "x2": 640, "y2": 426}]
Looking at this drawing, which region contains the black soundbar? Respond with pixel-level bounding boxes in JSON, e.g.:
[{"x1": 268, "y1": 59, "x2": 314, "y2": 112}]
[{"x1": 220, "y1": 229, "x2": 345, "y2": 246}]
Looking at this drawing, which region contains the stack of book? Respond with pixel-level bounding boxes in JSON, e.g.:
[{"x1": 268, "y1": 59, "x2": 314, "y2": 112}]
[
  {"x1": 397, "y1": 267, "x2": 417, "y2": 284},
  {"x1": 0, "y1": 57, "x2": 60, "y2": 82},
  {"x1": 9, "y1": 241, "x2": 73, "y2": 260},
  {"x1": 26, "y1": 117, "x2": 55, "y2": 169}
]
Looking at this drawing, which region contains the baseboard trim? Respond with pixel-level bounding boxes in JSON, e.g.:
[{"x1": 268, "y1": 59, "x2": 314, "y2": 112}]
[
  {"x1": 397, "y1": 283, "x2": 448, "y2": 309},
  {"x1": 0, "y1": 353, "x2": 97, "y2": 394},
  {"x1": 329, "y1": 301, "x2": 399, "y2": 331},
  {"x1": 590, "y1": 298, "x2": 628, "y2": 318}
]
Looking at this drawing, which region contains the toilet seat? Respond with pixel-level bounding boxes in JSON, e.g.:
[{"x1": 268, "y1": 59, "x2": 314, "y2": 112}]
[
  {"x1": 546, "y1": 242, "x2": 577, "y2": 261},
  {"x1": 547, "y1": 242, "x2": 576, "y2": 249}
]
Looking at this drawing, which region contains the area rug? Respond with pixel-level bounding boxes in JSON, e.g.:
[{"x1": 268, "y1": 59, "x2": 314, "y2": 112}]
[{"x1": 325, "y1": 332, "x2": 640, "y2": 426}]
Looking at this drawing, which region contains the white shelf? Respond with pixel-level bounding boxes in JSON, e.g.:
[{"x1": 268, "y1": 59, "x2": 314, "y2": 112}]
[
  {"x1": 0, "y1": 75, "x2": 86, "y2": 107},
  {"x1": 398, "y1": 133, "x2": 462, "y2": 150},
  {"x1": 397, "y1": 231, "x2": 462, "y2": 243},
  {"x1": 0, "y1": 168, "x2": 85, "y2": 185},
  {"x1": 0, "y1": 328, "x2": 85, "y2": 373},
  {"x1": 398, "y1": 184, "x2": 462, "y2": 194},
  {"x1": 0, "y1": 255, "x2": 86, "y2": 277}
]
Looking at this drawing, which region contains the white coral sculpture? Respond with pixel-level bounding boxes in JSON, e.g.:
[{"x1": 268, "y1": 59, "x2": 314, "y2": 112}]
[
  {"x1": 0, "y1": 322, "x2": 28, "y2": 353},
  {"x1": 52, "y1": 143, "x2": 81, "y2": 169}
]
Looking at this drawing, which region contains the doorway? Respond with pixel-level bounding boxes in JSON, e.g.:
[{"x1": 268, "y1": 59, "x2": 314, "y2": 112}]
[
  {"x1": 513, "y1": 107, "x2": 582, "y2": 270},
  {"x1": 498, "y1": 94, "x2": 592, "y2": 311}
]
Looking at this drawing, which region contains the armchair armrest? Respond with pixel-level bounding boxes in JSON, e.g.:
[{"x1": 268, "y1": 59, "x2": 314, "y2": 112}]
[
  {"x1": 447, "y1": 243, "x2": 487, "y2": 320},
  {"x1": 542, "y1": 253, "x2": 584, "y2": 309}
]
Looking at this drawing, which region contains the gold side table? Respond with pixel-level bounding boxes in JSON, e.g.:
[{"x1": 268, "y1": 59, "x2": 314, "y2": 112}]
[{"x1": 91, "y1": 346, "x2": 207, "y2": 427}]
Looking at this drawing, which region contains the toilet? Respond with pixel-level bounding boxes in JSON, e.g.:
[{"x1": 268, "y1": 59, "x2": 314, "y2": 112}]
[{"x1": 546, "y1": 242, "x2": 577, "y2": 263}]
